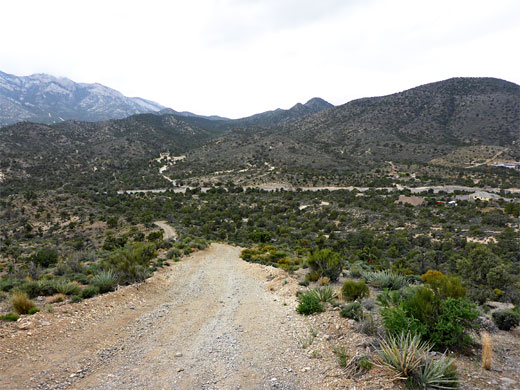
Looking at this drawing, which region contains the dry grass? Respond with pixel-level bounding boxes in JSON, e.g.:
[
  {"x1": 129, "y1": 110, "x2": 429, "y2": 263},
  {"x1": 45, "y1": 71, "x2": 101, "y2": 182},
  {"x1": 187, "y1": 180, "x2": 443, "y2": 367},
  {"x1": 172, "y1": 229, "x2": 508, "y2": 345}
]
[
  {"x1": 49, "y1": 293, "x2": 67, "y2": 303},
  {"x1": 11, "y1": 291, "x2": 35, "y2": 314},
  {"x1": 317, "y1": 276, "x2": 330, "y2": 286},
  {"x1": 481, "y1": 331, "x2": 493, "y2": 370}
]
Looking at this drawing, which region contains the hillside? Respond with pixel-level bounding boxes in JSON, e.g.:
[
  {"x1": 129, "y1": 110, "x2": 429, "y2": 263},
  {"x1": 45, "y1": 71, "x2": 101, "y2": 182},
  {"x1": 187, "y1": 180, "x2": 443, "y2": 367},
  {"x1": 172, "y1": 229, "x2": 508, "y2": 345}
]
[
  {"x1": 0, "y1": 113, "x2": 220, "y2": 193},
  {"x1": 0, "y1": 71, "x2": 165, "y2": 126},
  {"x1": 171, "y1": 77, "x2": 520, "y2": 185}
]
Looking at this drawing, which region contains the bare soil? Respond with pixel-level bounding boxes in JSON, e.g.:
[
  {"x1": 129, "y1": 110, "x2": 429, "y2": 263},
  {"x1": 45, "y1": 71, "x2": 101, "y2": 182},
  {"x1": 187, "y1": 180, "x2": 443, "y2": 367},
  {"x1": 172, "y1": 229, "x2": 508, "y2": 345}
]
[{"x1": 0, "y1": 244, "x2": 398, "y2": 390}]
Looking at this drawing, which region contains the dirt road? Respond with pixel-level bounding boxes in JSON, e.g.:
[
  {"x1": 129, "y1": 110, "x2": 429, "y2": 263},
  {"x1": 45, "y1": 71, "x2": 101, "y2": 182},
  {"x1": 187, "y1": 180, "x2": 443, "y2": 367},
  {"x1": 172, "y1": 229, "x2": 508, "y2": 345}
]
[
  {"x1": 1, "y1": 244, "x2": 354, "y2": 390},
  {"x1": 154, "y1": 220, "x2": 178, "y2": 240}
]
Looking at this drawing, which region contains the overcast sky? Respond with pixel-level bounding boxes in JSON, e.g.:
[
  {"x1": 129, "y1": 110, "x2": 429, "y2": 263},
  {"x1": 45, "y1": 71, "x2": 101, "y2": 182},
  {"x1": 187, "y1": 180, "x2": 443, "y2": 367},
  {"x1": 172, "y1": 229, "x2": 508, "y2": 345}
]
[{"x1": 1, "y1": 0, "x2": 519, "y2": 118}]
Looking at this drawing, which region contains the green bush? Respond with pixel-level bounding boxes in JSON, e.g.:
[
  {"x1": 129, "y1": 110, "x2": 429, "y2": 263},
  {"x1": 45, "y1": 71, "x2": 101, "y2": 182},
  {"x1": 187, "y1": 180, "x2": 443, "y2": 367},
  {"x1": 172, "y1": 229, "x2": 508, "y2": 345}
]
[
  {"x1": 341, "y1": 280, "x2": 369, "y2": 301},
  {"x1": 421, "y1": 270, "x2": 466, "y2": 299},
  {"x1": 28, "y1": 307, "x2": 40, "y2": 315},
  {"x1": 0, "y1": 313, "x2": 19, "y2": 321},
  {"x1": 31, "y1": 247, "x2": 58, "y2": 267},
  {"x1": 307, "y1": 249, "x2": 343, "y2": 282},
  {"x1": 430, "y1": 298, "x2": 479, "y2": 349},
  {"x1": 379, "y1": 286, "x2": 479, "y2": 350},
  {"x1": 18, "y1": 280, "x2": 42, "y2": 298},
  {"x1": 55, "y1": 281, "x2": 80, "y2": 296},
  {"x1": 167, "y1": 248, "x2": 181, "y2": 259},
  {"x1": 296, "y1": 291, "x2": 325, "y2": 315},
  {"x1": 101, "y1": 242, "x2": 156, "y2": 284},
  {"x1": 91, "y1": 270, "x2": 118, "y2": 293},
  {"x1": 70, "y1": 295, "x2": 83, "y2": 303},
  {"x1": 492, "y1": 309, "x2": 520, "y2": 331},
  {"x1": 81, "y1": 285, "x2": 100, "y2": 299},
  {"x1": 340, "y1": 302, "x2": 364, "y2": 321},
  {"x1": 305, "y1": 270, "x2": 321, "y2": 282}
]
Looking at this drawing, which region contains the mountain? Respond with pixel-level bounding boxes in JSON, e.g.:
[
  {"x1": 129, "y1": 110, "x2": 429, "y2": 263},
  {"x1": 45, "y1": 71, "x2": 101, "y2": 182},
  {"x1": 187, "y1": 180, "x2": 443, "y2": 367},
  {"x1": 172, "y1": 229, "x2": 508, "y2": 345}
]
[
  {"x1": 158, "y1": 108, "x2": 229, "y2": 121},
  {"x1": 176, "y1": 77, "x2": 520, "y2": 176},
  {"x1": 0, "y1": 113, "x2": 221, "y2": 192},
  {"x1": 229, "y1": 97, "x2": 334, "y2": 128},
  {"x1": 0, "y1": 71, "x2": 165, "y2": 126}
]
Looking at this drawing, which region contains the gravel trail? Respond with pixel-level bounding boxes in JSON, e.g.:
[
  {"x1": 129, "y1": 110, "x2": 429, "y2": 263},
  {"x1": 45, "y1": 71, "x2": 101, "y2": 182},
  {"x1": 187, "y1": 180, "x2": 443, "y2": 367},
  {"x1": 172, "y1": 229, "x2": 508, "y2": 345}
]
[{"x1": 1, "y1": 244, "x2": 332, "y2": 390}]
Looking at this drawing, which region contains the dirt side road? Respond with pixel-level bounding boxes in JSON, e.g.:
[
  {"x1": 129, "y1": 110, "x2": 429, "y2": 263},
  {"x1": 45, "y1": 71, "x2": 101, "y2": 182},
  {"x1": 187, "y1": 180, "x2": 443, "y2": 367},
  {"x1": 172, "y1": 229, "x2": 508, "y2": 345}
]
[
  {"x1": 1, "y1": 244, "x2": 396, "y2": 390},
  {"x1": 154, "y1": 220, "x2": 178, "y2": 240}
]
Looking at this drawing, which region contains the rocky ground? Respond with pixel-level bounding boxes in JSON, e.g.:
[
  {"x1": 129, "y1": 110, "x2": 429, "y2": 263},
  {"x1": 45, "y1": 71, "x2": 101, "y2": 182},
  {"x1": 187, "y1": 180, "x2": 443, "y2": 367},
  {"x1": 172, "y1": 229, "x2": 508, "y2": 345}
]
[
  {"x1": 0, "y1": 243, "x2": 398, "y2": 390},
  {"x1": 1, "y1": 241, "x2": 519, "y2": 389}
]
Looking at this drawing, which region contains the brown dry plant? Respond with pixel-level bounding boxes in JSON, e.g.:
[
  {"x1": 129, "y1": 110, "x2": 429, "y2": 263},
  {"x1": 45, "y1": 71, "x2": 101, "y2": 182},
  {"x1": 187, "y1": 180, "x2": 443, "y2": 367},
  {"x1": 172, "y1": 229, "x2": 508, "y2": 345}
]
[{"x1": 481, "y1": 331, "x2": 492, "y2": 370}]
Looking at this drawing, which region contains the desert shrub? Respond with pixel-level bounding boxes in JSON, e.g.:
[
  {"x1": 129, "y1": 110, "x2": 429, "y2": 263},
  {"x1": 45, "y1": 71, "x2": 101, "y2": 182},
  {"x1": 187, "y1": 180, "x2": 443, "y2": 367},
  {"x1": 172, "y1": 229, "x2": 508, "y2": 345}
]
[
  {"x1": 421, "y1": 270, "x2": 466, "y2": 299},
  {"x1": 332, "y1": 344, "x2": 348, "y2": 367},
  {"x1": 307, "y1": 249, "x2": 343, "y2": 282},
  {"x1": 345, "y1": 355, "x2": 372, "y2": 378},
  {"x1": 49, "y1": 293, "x2": 66, "y2": 303},
  {"x1": 296, "y1": 291, "x2": 325, "y2": 315},
  {"x1": 429, "y1": 298, "x2": 479, "y2": 349},
  {"x1": 0, "y1": 278, "x2": 17, "y2": 292},
  {"x1": 91, "y1": 270, "x2": 118, "y2": 293},
  {"x1": 341, "y1": 280, "x2": 369, "y2": 301},
  {"x1": 55, "y1": 281, "x2": 80, "y2": 295},
  {"x1": 81, "y1": 285, "x2": 100, "y2": 299},
  {"x1": 492, "y1": 309, "x2": 520, "y2": 331},
  {"x1": 28, "y1": 307, "x2": 40, "y2": 314},
  {"x1": 355, "y1": 313, "x2": 379, "y2": 336},
  {"x1": 11, "y1": 291, "x2": 36, "y2": 314},
  {"x1": 31, "y1": 247, "x2": 58, "y2": 267},
  {"x1": 310, "y1": 286, "x2": 337, "y2": 303},
  {"x1": 340, "y1": 302, "x2": 364, "y2": 321},
  {"x1": 101, "y1": 242, "x2": 156, "y2": 284},
  {"x1": 349, "y1": 264, "x2": 362, "y2": 278},
  {"x1": 380, "y1": 286, "x2": 479, "y2": 350},
  {"x1": 0, "y1": 313, "x2": 19, "y2": 321},
  {"x1": 18, "y1": 280, "x2": 42, "y2": 298},
  {"x1": 305, "y1": 270, "x2": 321, "y2": 282},
  {"x1": 299, "y1": 280, "x2": 310, "y2": 287},
  {"x1": 361, "y1": 270, "x2": 409, "y2": 290},
  {"x1": 69, "y1": 295, "x2": 83, "y2": 303},
  {"x1": 362, "y1": 298, "x2": 375, "y2": 311},
  {"x1": 36, "y1": 280, "x2": 58, "y2": 296},
  {"x1": 167, "y1": 248, "x2": 181, "y2": 259},
  {"x1": 317, "y1": 276, "x2": 330, "y2": 286}
]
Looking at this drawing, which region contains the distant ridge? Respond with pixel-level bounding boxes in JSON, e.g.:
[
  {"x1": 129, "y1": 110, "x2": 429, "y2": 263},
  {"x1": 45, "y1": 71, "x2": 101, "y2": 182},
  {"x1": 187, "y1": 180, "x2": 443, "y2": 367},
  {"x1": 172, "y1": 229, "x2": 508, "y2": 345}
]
[{"x1": 0, "y1": 70, "x2": 165, "y2": 126}]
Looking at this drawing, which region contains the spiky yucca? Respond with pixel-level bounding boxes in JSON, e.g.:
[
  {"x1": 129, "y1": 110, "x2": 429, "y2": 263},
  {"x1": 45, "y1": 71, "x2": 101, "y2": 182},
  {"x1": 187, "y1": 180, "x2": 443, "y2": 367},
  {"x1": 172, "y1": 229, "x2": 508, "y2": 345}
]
[
  {"x1": 412, "y1": 354, "x2": 458, "y2": 389},
  {"x1": 310, "y1": 286, "x2": 337, "y2": 303},
  {"x1": 375, "y1": 332, "x2": 430, "y2": 378}
]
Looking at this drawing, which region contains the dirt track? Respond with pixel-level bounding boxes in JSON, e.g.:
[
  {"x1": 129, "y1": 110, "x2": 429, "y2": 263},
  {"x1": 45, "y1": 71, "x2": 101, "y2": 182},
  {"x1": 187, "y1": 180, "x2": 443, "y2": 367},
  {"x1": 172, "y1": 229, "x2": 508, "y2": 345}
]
[{"x1": 1, "y1": 244, "x2": 354, "y2": 390}]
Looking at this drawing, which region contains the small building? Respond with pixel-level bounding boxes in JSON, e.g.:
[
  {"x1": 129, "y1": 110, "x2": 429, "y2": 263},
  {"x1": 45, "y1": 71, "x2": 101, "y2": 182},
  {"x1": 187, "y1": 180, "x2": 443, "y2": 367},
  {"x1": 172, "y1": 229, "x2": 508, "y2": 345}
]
[{"x1": 454, "y1": 191, "x2": 501, "y2": 202}]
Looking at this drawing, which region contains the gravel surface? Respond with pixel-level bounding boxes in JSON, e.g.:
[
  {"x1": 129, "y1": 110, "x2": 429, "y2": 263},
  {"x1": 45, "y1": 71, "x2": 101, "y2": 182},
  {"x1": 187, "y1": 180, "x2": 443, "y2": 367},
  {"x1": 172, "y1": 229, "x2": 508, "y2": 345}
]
[{"x1": 4, "y1": 243, "x2": 397, "y2": 390}]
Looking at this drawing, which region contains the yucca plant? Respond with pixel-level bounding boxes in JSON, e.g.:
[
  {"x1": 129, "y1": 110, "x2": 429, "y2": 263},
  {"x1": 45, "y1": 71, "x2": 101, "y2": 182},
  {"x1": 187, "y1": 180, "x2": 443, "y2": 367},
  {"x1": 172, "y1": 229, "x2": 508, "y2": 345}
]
[
  {"x1": 375, "y1": 332, "x2": 431, "y2": 379},
  {"x1": 55, "y1": 281, "x2": 80, "y2": 295},
  {"x1": 310, "y1": 286, "x2": 337, "y2": 303},
  {"x1": 361, "y1": 270, "x2": 409, "y2": 290},
  {"x1": 91, "y1": 270, "x2": 118, "y2": 293},
  {"x1": 411, "y1": 354, "x2": 458, "y2": 389}
]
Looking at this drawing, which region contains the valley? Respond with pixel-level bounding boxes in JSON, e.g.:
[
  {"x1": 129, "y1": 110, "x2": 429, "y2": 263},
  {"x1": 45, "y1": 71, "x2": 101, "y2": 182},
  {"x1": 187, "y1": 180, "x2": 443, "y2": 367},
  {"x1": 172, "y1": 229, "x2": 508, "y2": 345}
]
[{"x1": 1, "y1": 76, "x2": 519, "y2": 390}]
